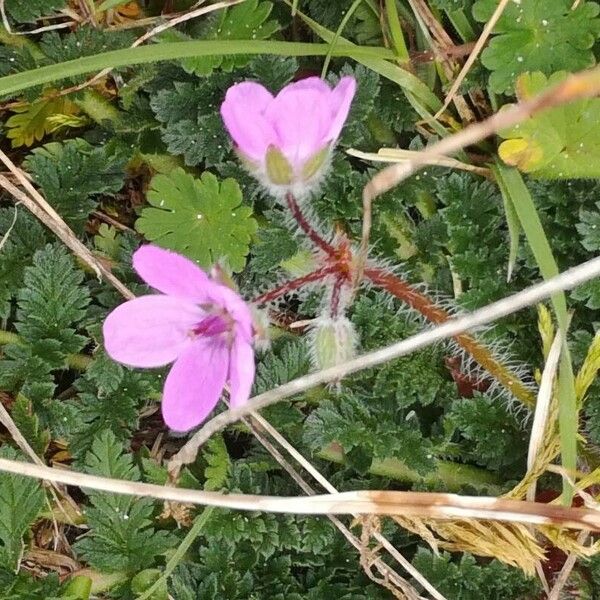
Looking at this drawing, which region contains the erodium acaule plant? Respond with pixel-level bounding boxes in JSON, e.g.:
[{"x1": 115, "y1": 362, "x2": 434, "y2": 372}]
[{"x1": 104, "y1": 75, "x2": 536, "y2": 433}]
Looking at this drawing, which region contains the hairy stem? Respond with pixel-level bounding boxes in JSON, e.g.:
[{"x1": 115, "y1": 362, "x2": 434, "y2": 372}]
[
  {"x1": 318, "y1": 443, "x2": 504, "y2": 495},
  {"x1": 285, "y1": 193, "x2": 336, "y2": 256},
  {"x1": 253, "y1": 266, "x2": 337, "y2": 305},
  {"x1": 365, "y1": 267, "x2": 536, "y2": 408}
]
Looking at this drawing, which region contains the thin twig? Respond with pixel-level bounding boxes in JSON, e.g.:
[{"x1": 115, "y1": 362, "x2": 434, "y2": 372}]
[
  {"x1": 347, "y1": 147, "x2": 491, "y2": 178},
  {"x1": 169, "y1": 254, "x2": 600, "y2": 470},
  {"x1": 0, "y1": 204, "x2": 18, "y2": 252},
  {"x1": 547, "y1": 531, "x2": 590, "y2": 600},
  {"x1": 434, "y1": 0, "x2": 510, "y2": 119},
  {"x1": 0, "y1": 173, "x2": 134, "y2": 300}
]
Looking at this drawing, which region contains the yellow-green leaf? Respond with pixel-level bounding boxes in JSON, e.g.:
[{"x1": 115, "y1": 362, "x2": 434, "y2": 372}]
[
  {"x1": 6, "y1": 95, "x2": 79, "y2": 148},
  {"x1": 498, "y1": 72, "x2": 600, "y2": 178}
]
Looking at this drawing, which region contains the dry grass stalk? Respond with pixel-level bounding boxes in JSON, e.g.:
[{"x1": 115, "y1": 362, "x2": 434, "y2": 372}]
[
  {"x1": 346, "y1": 147, "x2": 491, "y2": 178},
  {"x1": 0, "y1": 170, "x2": 134, "y2": 300},
  {"x1": 434, "y1": 0, "x2": 511, "y2": 119},
  {"x1": 5, "y1": 457, "x2": 600, "y2": 532}
]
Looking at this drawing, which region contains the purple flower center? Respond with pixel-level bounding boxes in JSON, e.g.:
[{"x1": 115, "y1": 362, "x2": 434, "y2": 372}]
[{"x1": 193, "y1": 314, "x2": 229, "y2": 337}]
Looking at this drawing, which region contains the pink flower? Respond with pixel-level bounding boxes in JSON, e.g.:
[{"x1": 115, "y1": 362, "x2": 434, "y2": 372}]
[
  {"x1": 102, "y1": 245, "x2": 255, "y2": 432},
  {"x1": 220, "y1": 76, "x2": 356, "y2": 193}
]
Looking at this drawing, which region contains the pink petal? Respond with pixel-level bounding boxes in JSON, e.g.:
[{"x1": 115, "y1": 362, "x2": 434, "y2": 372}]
[
  {"x1": 161, "y1": 338, "x2": 229, "y2": 431},
  {"x1": 326, "y1": 76, "x2": 357, "y2": 141},
  {"x1": 220, "y1": 82, "x2": 277, "y2": 161},
  {"x1": 228, "y1": 336, "x2": 255, "y2": 408},
  {"x1": 133, "y1": 245, "x2": 212, "y2": 301},
  {"x1": 278, "y1": 76, "x2": 331, "y2": 95},
  {"x1": 103, "y1": 295, "x2": 203, "y2": 368},
  {"x1": 265, "y1": 89, "x2": 331, "y2": 167}
]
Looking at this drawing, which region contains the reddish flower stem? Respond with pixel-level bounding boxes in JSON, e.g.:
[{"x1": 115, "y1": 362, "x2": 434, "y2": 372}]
[
  {"x1": 253, "y1": 266, "x2": 337, "y2": 305},
  {"x1": 285, "y1": 193, "x2": 336, "y2": 256},
  {"x1": 330, "y1": 276, "x2": 347, "y2": 317},
  {"x1": 365, "y1": 267, "x2": 536, "y2": 408}
]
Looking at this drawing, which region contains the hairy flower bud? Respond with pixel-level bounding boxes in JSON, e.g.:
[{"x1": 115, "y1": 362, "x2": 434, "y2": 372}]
[{"x1": 309, "y1": 316, "x2": 358, "y2": 371}]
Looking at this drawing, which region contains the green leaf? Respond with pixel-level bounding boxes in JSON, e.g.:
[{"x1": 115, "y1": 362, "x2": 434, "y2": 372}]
[
  {"x1": 15, "y1": 244, "x2": 90, "y2": 354},
  {"x1": 0, "y1": 447, "x2": 45, "y2": 569},
  {"x1": 24, "y1": 139, "x2": 126, "y2": 232},
  {"x1": 11, "y1": 395, "x2": 50, "y2": 456},
  {"x1": 5, "y1": 96, "x2": 79, "y2": 147},
  {"x1": 181, "y1": 0, "x2": 280, "y2": 76},
  {"x1": 412, "y1": 549, "x2": 540, "y2": 600},
  {"x1": 74, "y1": 431, "x2": 174, "y2": 573},
  {"x1": 39, "y1": 27, "x2": 135, "y2": 87},
  {"x1": 446, "y1": 394, "x2": 528, "y2": 472},
  {"x1": 498, "y1": 72, "x2": 600, "y2": 178},
  {"x1": 572, "y1": 278, "x2": 600, "y2": 309},
  {"x1": 473, "y1": 0, "x2": 600, "y2": 94},
  {"x1": 203, "y1": 436, "x2": 231, "y2": 491},
  {"x1": 0, "y1": 571, "x2": 62, "y2": 599},
  {"x1": 136, "y1": 169, "x2": 257, "y2": 272},
  {"x1": 0, "y1": 208, "x2": 48, "y2": 319},
  {"x1": 304, "y1": 395, "x2": 436, "y2": 475},
  {"x1": 4, "y1": 0, "x2": 66, "y2": 23},
  {"x1": 577, "y1": 202, "x2": 600, "y2": 252},
  {"x1": 67, "y1": 355, "x2": 160, "y2": 459}
]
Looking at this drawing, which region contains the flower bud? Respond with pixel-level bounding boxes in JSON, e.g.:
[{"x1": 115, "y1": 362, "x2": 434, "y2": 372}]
[{"x1": 309, "y1": 316, "x2": 358, "y2": 371}]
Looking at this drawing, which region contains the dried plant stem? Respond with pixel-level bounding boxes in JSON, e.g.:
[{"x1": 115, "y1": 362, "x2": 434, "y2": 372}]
[
  {"x1": 547, "y1": 531, "x2": 590, "y2": 600},
  {"x1": 0, "y1": 171, "x2": 133, "y2": 300},
  {"x1": 169, "y1": 254, "x2": 600, "y2": 471},
  {"x1": 365, "y1": 267, "x2": 536, "y2": 407},
  {"x1": 5, "y1": 457, "x2": 600, "y2": 530},
  {"x1": 434, "y1": 0, "x2": 511, "y2": 119},
  {"x1": 526, "y1": 332, "x2": 563, "y2": 502}
]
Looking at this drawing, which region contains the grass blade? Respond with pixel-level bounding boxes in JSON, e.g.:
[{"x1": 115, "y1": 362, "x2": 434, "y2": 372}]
[{"x1": 493, "y1": 162, "x2": 577, "y2": 502}]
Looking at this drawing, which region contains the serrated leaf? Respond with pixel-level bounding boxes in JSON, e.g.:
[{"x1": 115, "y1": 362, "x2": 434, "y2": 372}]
[
  {"x1": 74, "y1": 431, "x2": 174, "y2": 573},
  {"x1": 24, "y1": 139, "x2": 126, "y2": 231},
  {"x1": 5, "y1": 95, "x2": 79, "y2": 147},
  {"x1": 498, "y1": 72, "x2": 600, "y2": 178},
  {"x1": 4, "y1": 0, "x2": 66, "y2": 23},
  {"x1": 473, "y1": 0, "x2": 600, "y2": 94},
  {"x1": 136, "y1": 169, "x2": 257, "y2": 272},
  {"x1": 203, "y1": 435, "x2": 231, "y2": 491},
  {"x1": 39, "y1": 27, "x2": 134, "y2": 87},
  {"x1": 0, "y1": 208, "x2": 48, "y2": 319},
  {"x1": 0, "y1": 447, "x2": 45, "y2": 569},
  {"x1": 11, "y1": 395, "x2": 50, "y2": 457},
  {"x1": 577, "y1": 202, "x2": 600, "y2": 252},
  {"x1": 181, "y1": 0, "x2": 280, "y2": 76},
  {"x1": 15, "y1": 244, "x2": 90, "y2": 355}
]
